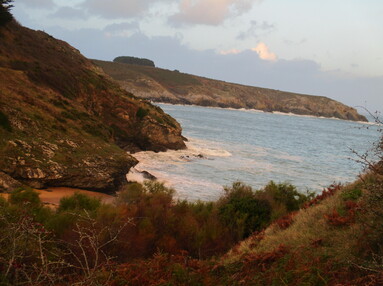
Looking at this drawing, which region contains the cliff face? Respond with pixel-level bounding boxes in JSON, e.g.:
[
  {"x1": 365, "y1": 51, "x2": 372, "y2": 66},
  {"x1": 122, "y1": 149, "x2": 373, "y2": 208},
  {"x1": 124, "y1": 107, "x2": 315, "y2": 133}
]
[
  {"x1": 0, "y1": 22, "x2": 185, "y2": 193},
  {"x1": 93, "y1": 60, "x2": 368, "y2": 122}
]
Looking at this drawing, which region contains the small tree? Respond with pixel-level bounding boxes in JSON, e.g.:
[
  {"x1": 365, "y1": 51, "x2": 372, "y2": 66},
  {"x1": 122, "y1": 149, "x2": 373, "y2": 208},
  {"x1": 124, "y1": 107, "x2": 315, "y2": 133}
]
[{"x1": 0, "y1": 0, "x2": 13, "y2": 26}]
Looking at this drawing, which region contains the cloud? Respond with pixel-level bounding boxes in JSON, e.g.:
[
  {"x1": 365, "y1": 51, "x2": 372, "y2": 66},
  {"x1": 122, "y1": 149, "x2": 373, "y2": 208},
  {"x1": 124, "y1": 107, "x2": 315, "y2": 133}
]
[
  {"x1": 219, "y1": 48, "x2": 241, "y2": 55},
  {"x1": 16, "y1": 0, "x2": 56, "y2": 9},
  {"x1": 251, "y1": 42, "x2": 277, "y2": 61},
  {"x1": 103, "y1": 22, "x2": 140, "y2": 37},
  {"x1": 81, "y1": 0, "x2": 152, "y2": 19},
  {"x1": 46, "y1": 26, "x2": 383, "y2": 113},
  {"x1": 237, "y1": 20, "x2": 275, "y2": 40},
  {"x1": 51, "y1": 7, "x2": 87, "y2": 19},
  {"x1": 170, "y1": 0, "x2": 260, "y2": 26}
]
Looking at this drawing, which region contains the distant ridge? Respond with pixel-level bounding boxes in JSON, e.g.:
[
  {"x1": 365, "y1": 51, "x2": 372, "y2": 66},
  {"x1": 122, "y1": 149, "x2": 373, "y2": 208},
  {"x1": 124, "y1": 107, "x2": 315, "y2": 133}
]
[{"x1": 93, "y1": 59, "x2": 368, "y2": 122}]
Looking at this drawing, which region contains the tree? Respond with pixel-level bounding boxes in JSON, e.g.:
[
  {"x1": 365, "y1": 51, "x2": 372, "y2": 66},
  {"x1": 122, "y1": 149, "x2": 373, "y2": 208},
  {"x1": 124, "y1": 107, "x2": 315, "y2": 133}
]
[{"x1": 0, "y1": 0, "x2": 13, "y2": 26}]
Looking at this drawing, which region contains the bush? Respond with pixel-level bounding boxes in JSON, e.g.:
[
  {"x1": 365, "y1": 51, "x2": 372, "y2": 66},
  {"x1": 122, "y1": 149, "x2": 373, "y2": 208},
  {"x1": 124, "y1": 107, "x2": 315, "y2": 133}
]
[
  {"x1": 0, "y1": 110, "x2": 12, "y2": 132},
  {"x1": 136, "y1": 107, "x2": 149, "y2": 120},
  {"x1": 9, "y1": 187, "x2": 41, "y2": 209},
  {"x1": 256, "y1": 181, "x2": 314, "y2": 220},
  {"x1": 58, "y1": 192, "x2": 101, "y2": 212},
  {"x1": 218, "y1": 182, "x2": 272, "y2": 239}
]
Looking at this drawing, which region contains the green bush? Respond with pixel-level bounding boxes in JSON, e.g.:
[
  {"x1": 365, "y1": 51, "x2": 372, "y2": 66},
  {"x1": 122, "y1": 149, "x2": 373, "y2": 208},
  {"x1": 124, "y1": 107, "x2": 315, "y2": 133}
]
[
  {"x1": 218, "y1": 182, "x2": 271, "y2": 239},
  {"x1": 9, "y1": 187, "x2": 41, "y2": 209},
  {"x1": 136, "y1": 107, "x2": 149, "y2": 120},
  {"x1": 341, "y1": 188, "x2": 362, "y2": 201},
  {"x1": 263, "y1": 181, "x2": 313, "y2": 212},
  {"x1": 0, "y1": 110, "x2": 12, "y2": 132},
  {"x1": 58, "y1": 192, "x2": 101, "y2": 212}
]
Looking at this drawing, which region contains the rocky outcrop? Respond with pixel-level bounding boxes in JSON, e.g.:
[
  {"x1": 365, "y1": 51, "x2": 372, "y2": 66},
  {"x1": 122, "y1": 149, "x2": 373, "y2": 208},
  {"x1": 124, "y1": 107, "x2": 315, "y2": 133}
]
[
  {"x1": 0, "y1": 171, "x2": 23, "y2": 193},
  {"x1": 0, "y1": 21, "x2": 185, "y2": 193},
  {"x1": 93, "y1": 60, "x2": 368, "y2": 122}
]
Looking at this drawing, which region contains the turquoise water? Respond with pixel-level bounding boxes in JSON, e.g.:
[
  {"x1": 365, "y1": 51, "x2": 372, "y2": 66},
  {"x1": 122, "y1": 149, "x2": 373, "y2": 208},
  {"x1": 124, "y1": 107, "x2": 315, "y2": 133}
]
[{"x1": 128, "y1": 104, "x2": 380, "y2": 201}]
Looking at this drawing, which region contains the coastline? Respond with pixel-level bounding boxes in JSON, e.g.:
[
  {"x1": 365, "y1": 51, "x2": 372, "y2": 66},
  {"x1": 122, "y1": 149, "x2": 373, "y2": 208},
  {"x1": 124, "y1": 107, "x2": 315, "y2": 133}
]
[{"x1": 155, "y1": 102, "x2": 373, "y2": 125}]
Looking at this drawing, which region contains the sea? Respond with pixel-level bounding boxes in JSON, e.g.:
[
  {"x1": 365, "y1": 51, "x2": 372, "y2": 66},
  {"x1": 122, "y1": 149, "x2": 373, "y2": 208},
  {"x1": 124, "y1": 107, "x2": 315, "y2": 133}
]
[{"x1": 127, "y1": 104, "x2": 380, "y2": 201}]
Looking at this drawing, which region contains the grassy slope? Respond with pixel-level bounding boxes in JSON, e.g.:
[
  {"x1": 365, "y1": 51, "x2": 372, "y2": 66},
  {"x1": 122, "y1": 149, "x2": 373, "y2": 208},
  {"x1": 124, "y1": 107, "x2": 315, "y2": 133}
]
[
  {"x1": 93, "y1": 60, "x2": 368, "y2": 122},
  {"x1": 112, "y1": 172, "x2": 383, "y2": 285},
  {"x1": 0, "y1": 22, "x2": 185, "y2": 192}
]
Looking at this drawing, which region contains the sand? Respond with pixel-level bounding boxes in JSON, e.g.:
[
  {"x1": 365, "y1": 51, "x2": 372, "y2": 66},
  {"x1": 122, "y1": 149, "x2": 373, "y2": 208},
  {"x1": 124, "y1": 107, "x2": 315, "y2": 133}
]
[{"x1": 1, "y1": 187, "x2": 115, "y2": 208}]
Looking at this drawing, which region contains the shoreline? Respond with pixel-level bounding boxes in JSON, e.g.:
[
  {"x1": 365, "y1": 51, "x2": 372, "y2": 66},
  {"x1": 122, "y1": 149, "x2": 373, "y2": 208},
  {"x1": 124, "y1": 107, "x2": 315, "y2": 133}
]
[{"x1": 155, "y1": 102, "x2": 374, "y2": 125}]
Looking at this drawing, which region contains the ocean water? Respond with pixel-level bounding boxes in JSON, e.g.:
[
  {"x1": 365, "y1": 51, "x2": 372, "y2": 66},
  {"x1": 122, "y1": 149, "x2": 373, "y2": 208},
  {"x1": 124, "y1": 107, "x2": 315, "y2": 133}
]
[{"x1": 127, "y1": 104, "x2": 380, "y2": 201}]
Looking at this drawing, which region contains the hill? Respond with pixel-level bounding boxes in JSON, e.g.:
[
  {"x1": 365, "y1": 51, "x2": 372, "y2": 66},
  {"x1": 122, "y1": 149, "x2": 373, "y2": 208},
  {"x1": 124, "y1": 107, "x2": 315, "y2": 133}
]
[
  {"x1": 93, "y1": 59, "x2": 367, "y2": 122},
  {"x1": 0, "y1": 21, "x2": 185, "y2": 193}
]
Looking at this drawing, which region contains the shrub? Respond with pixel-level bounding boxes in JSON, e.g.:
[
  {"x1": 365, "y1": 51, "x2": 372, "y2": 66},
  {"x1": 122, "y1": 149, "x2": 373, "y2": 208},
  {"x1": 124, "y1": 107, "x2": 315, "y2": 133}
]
[
  {"x1": 218, "y1": 182, "x2": 271, "y2": 239},
  {"x1": 263, "y1": 181, "x2": 313, "y2": 212},
  {"x1": 0, "y1": 110, "x2": 12, "y2": 132},
  {"x1": 9, "y1": 187, "x2": 41, "y2": 209},
  {"x1": 341, "y1": 187, "x2": 362, "y2": 201},
  {"x1": 58, "y1": 192, "x2": 101, "y2": 212},
  {"x1": 136, "y1": 107, "x2": 149, "y2": 120}
]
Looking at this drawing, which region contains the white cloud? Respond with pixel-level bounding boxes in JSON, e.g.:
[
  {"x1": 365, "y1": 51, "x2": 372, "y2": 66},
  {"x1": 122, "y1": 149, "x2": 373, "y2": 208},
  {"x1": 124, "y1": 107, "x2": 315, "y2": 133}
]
[
  {"x1": 170, "y1": 0, "x2": 260, "y2": 26},
  {"x1": 252, "y1": 42, "x2": 277, "y2": 61}
]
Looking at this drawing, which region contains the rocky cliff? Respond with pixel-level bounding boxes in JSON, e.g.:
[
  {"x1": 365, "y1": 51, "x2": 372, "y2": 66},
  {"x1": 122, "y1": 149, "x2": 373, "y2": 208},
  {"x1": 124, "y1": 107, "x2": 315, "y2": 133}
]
[
  {"x1": 0, "y1": 22, "x2": 185, "y2": 193},
  {"x1": 93, "y1": 60, "x2": 367, "y2": 122}
]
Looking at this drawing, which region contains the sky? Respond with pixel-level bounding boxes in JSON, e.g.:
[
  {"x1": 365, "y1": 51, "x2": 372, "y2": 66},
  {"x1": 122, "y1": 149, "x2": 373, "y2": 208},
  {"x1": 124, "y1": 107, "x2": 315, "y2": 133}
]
[{"x1": 11, "y1": 0, "x2": 383, "y2": 114}]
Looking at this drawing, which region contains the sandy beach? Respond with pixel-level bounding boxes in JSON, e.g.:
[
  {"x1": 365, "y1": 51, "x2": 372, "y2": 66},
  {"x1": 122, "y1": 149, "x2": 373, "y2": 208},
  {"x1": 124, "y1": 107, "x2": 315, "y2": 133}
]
[{"x1": 1, "y1": 187, "x2": 115, "y2": 208}]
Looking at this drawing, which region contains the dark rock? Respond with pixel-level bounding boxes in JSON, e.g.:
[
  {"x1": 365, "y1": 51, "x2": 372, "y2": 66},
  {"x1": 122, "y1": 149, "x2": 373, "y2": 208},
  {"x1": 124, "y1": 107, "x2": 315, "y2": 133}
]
[{"x1": 141, "y1": 171, "x2": 157, "y2": 181}]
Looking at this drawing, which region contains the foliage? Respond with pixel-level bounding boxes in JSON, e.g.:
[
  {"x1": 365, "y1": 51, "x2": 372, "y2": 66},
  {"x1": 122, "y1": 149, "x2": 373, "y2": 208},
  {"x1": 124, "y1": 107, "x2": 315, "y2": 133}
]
[
  {"x1": 1, "y1": 172, "x2": 382, "y2": 285},
  {"x1": 136, "y1": 107, "x2": 149, "y2": 119},
  {"x1": 9, "y1": 187, "x2": 42, "y2": 210},
  {"x1": 255, "y1": 181, "x2": 314, "y2": 220},
  {"x1": 0, "y1": 110, "x2": 12, "y2": 132},
  {"x1": 113, "y1": 56, "x2": 155, "y2": 67},
  {"x1": 58, "y1": 192, "x2": 101, "y2": 213},
  {"x1": 0, "y1": 0, "x2": 13, "y2": 26},
  {"x1": 218, "y1": 182, "x2": 272, "y2": 239}
]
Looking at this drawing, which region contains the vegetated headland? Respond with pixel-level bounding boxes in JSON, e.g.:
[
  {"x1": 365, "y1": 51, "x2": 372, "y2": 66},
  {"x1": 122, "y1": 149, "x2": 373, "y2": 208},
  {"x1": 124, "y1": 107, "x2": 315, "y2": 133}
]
[
  {"x1": 93, "y1": 58, "x2": 367, "y2": 122},
  {"x1": 0, "y1": 8, "x2": 382, "y2": 285},
  {"x1": 0, "y1": 20, "x2": 185, "y2": 193}
]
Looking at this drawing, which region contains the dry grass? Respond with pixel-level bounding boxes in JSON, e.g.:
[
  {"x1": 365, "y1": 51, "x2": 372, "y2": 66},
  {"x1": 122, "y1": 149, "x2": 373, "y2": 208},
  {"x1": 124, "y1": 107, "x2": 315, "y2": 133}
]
[{"x1": 224, "y1": 182, "x2": 365, "y2": 264}]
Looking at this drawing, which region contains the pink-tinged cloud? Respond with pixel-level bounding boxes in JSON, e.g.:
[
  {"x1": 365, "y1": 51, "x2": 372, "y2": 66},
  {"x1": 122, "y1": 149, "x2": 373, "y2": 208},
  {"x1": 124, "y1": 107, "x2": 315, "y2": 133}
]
[
  {"x1": 252, "y1": 42, "x2": 277, "y2": 61},
  {"x1": 171, "y1": 0, "x2": 260, "y2": 26}
]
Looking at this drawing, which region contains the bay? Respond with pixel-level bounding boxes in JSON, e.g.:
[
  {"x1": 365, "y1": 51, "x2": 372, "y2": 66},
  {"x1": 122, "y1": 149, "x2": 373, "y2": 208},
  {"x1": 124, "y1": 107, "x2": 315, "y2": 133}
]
[{"x1": 128, "y1": 104, "x2": 380, "y2": 201}]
